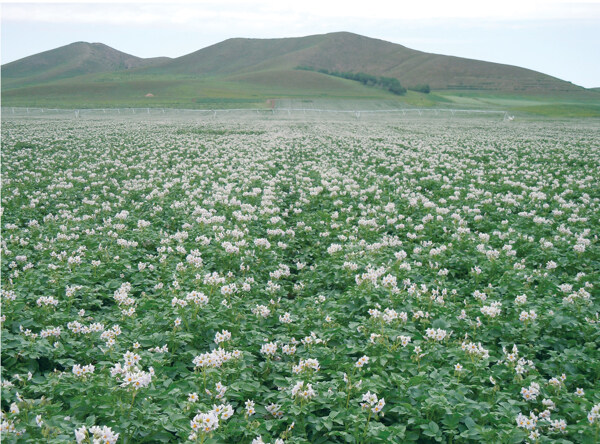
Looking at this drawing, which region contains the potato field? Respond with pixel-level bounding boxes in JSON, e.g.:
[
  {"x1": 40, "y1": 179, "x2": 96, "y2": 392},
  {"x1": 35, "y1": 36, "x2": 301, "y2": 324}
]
[{"x1": 1, "y1": 116, "x2": 599, "y2": 443}]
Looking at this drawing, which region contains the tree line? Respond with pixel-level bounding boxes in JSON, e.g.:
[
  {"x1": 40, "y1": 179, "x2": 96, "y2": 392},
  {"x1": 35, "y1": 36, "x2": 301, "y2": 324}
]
[{"x1": 296, "y1": 66, "x2": 430, "y2": 95}]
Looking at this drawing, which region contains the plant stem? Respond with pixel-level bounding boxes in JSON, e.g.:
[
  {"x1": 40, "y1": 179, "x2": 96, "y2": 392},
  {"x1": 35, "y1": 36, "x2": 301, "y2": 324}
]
[{"x1": 362, "y1": 410, "x2": 373, "y2": 443}]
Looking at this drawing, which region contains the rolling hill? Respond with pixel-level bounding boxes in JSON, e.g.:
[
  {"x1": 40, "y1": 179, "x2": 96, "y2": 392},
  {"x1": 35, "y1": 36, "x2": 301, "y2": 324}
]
[
  {"x1": 2, "y1": 42, "x2": 170, "y2": 89},
  {"x1": 2, "y1": 32, "x2": 598, "y2": 113},
  {"x1": 145, "y1": 32, "x2": 584, "y2": 93}
]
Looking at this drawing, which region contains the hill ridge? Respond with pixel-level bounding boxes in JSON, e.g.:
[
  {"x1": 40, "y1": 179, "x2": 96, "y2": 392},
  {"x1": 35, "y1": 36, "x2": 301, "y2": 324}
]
[
  {"x1": 132, "y1": 31, "x2": 584, "y2": 92},
  {"x1": 2, "y1": 31, "x2": 596, "y2": 110},
  {"x1": 2, "y1": 41, "x2": 170, "y2": 88}
]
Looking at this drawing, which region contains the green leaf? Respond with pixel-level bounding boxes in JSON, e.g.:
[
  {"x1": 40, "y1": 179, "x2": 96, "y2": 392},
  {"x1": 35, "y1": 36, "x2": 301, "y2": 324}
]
[{"x1": 421, "y1": 421, "x2": 440, "y2": 437}]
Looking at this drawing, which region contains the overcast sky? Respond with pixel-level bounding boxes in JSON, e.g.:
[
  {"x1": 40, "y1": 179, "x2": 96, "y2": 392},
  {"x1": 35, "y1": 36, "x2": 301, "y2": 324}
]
[{"x1": 2, "y1": 0, "x2": 599, "y2": 88}]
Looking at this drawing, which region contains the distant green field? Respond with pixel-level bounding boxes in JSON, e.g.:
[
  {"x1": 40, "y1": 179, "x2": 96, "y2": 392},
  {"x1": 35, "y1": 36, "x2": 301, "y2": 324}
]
[
  {"x1": 513, "y1": 104, "x2": 600, "y2": 118},
  {"x1": 1, "y1": 71, "x2": 453, "y2": 109},
  {"x1": 3, "y1": 70, "x2": 599, "y2": 116},
  {"x1": 438, "y1": 90, "x2": 600, "y2": 117}
]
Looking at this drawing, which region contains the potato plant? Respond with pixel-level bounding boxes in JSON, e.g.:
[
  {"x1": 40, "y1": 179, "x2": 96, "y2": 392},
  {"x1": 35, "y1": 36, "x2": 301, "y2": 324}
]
[{"x1": 1, "y1": 117, "x2": 599, "y2": 443}]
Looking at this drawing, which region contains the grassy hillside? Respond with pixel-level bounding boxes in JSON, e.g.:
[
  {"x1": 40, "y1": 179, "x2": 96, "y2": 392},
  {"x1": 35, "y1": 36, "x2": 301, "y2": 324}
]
[
  {"x1": 2, "y1": 42, "x2": 170, "y2": 89},
  {"x1": 1, "y1": 69, "x2": 451, "y2": 109},
  {"x1": 2, "y1": 32, "x2": 598, "y2": 114},
  {"x1": 142, "y1": 32, "x2": 585, "y2": 93},
  {"x1": 144, "y1": 34, "x2": 329, "y2": 76}
]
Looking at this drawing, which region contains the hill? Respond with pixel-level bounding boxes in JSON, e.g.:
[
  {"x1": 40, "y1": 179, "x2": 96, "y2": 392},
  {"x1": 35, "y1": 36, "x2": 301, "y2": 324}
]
[
  {"x1": 146, "y1": 32, "x2": 583, "y2": 93},
  {"x1": 2, "y1": 32, "x2": 598, "y2": 114},
  {"x1": 2, "y1": 42, "x2": 170, "y2": 89}
]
